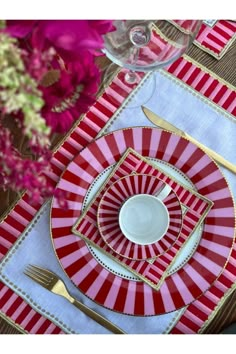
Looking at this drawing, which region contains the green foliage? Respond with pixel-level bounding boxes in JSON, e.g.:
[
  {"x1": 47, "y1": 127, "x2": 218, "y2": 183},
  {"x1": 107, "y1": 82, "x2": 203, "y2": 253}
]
[{"x1": 0, "y1": 32, "x2": 50, "y2": 143}]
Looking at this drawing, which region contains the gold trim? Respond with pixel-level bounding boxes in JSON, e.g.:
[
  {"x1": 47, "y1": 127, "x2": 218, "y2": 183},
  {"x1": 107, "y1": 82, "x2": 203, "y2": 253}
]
[
  {"x1": 142, "y1": 106, "x2": 236, "y2": 173},
  {"x1": 164, "y1": 306, "x2": 187, "y2": 333},
  {"x1": 0, "y1": 193, "x2": 184, "y2": 333},
  {"x1": 0, "y1": 201, "x2": 50, "y2": 267},
  {"x1": 85, "y1": 159, "x2": 203, "y2": 279},
  {"x1": 50, "y1": 191, "x2": 186, "y2": 320},
  {"x1": 167, "y1": 224, "x2": 203, "y2": 277},
  {"x1": 184, "y1": 53, "x2": 236, "y2": 92},
  {"x1": 198, "y1": 282, "x2": 236, "y2": 333},
  {"x1": 72, "y1": 146, "x2": 213, "y2": 291},
  {"x1": 1, "y1": 117, "x2": 234, "y2": 332},
  {"x1": 0, "y1": 69, "x2": 151, "y2": 225},
  {"x1": 151, "y1": 23, "x2": 184, "y2": 49},
  {"x1": 160, "y1": 70, "x2": 236, "y2": 123},
  {"x1": 46, "y1": 127, "x2": 214, "y2": 319},
  {"x1": 0, "y1": 311, "x2": 27, "y2": 334},
  {"x1": 73, "y1": 146, "x2": 213, "y2": 231},
  {"x1": 193, "y1": 40, "x2": 222, "y2": 59},
  {"x1": 0, "y1": 191, "x2": 25, "y2": 225},
  {"x1": 193, "y1": 31, "x2": 236, "y2": 60},
  {"x1": 73, "y1": 149, "x2": 135, "y2": 226},
  {"x1": 98, "y1": 72, "x2": 152, "y2": 137},
  {"x1": 96, "y1": 173, "x2": 184, "y2": 261},
  {"x1": 157, "y1": 201, "x2": 212, "y2": 289},
  {"x1": 99, "y1": 66, "x2": 236, "y2": 141},
  {"x1": 1, "y1": 39, "x2": 235, "y2": 225},
  {"x1": 167, "y1": 20, "x2": 197, "y2": 35}
]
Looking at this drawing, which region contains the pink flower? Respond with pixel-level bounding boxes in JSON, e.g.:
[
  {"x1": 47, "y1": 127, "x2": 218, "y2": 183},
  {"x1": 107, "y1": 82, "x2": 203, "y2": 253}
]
[
  {"x1": 22, "y1": 46, "x2": 57, "y2": 82},
  {"x1": 40, "y1": 52, "x2": 101, "y2": 133},
  {"x1": 5, "y1": 20, "x2": 114, "y2": 61},
  {"x1": 90, "y1": 20, "x2": 115, "y2": 35},
  {"x1": 0, "y1": 126, "x2": 51, "y2": 202},
  {"x1": 0, "y1": 20, "x2": 115, "y2": 204},
  {"x1": 34, "y1": 20, "x2": 114, "y2": 61}
]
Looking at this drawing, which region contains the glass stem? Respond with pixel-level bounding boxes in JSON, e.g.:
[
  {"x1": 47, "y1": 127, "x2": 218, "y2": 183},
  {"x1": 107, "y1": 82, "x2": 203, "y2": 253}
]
[{"x1": 124, "y1": 46, "x2": 140, "y2": 84}]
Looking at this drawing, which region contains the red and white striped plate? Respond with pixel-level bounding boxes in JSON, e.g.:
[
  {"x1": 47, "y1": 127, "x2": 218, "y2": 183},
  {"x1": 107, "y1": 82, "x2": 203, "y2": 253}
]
[
  {"x1": 97, "y1": 174, "x2": 183, "y2": 260},
  {"x1": 73, "y1": 149, "x2": 211, "y2": 290},
  {"x1": 51, "y1": 127, "x2": 235, "y2": 316}
]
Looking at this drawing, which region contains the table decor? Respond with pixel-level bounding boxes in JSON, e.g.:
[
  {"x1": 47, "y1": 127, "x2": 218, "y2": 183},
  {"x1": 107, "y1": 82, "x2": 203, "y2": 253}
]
[{"x1": 0, "y1": 20, "x2": 236, "y2": 334}]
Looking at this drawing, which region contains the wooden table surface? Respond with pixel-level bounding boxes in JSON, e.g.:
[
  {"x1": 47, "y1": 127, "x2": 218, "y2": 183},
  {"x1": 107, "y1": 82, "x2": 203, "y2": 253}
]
[{"x1": 0, "y1": 40, "x2": 236, "y2": 334}]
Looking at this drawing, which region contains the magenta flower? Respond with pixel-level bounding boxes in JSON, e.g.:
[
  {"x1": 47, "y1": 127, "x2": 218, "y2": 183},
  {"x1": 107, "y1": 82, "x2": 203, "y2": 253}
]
[
  {"x1": 40, "y1": 51, "x2": 101, "y2": 133},
  {"x1": 45, "y1": 20, "x2": 113, "y2": 54},
  {"x1": 0, "y1": 19, "x2": 115, "y2": 204},
  {"x1": 6, "y1": 20, "x2": 114, "y2": 60},
  {"x1": 34, "y1": 20, "x2": 114, "y2": 61},
  {"x1": 0, "y1": 126, "x2": 50, "y2": 202},
  {"x1": 4, "y1": 20, "x2": 36, "y2": 38}
]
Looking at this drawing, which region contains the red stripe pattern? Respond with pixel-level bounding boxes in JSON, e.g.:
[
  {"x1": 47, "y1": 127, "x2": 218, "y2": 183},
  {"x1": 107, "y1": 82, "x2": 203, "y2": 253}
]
[
  {"x1": 98, "y1": 174, "x2": 183, "y2": 260},
  {"x1": 166, "y1": 56, "x2": 236, "y2": 116},
  {"x1": 136, "y1": 21, "x2": 236, "y2": 117},
  {"x1": 174, "y1": 20, "x2": 236, "y2": 58},
  {"x1": 171, "y1": 244, "x2": 236, "y2": 333},
  {"x1": 0, "y1": 283, "x2": 64, "y2": 334},
  {"x1": 72, "y1": 152, "x2": 211, "y2": 291},
  {"x1": 50, "y1": 129, "x2": 234, "y2": 317}
]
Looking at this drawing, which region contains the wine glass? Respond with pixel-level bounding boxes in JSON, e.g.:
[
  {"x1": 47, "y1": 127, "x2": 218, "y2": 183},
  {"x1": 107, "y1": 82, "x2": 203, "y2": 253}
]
[{"x1": 102, "y1": 20, "x2": 202, "y2": 107}]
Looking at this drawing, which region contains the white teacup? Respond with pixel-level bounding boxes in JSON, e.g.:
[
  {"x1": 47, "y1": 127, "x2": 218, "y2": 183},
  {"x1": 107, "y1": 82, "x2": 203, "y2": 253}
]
[{"x1": 119, "y1": 194, "x2": 170, "y2": 245}]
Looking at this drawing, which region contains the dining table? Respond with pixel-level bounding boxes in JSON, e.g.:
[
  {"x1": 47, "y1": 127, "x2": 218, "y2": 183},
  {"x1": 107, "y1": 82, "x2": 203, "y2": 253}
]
[{"x1": 0, "y1": 19, "x2": 236, "y2": 334}]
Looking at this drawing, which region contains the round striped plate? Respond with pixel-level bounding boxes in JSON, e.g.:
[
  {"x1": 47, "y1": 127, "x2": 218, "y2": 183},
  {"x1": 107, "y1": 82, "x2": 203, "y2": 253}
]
[
  {"x1": 98, "y1": 174, "x2": 183, "y2": 260},
  {"x1": 51, "y1": 127, "x2": 235, "y2": 316}
]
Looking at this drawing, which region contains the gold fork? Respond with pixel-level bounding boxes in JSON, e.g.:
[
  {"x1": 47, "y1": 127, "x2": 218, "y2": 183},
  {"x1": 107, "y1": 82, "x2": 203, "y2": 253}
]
[{"x1": 24, "y1": 265, "x2": 126, "y2": 334}]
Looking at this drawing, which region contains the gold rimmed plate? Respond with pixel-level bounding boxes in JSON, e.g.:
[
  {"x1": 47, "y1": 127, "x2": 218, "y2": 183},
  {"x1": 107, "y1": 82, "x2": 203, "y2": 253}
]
[{"x1": 51, "y1": 127, "x2": 235, "y2": 316}]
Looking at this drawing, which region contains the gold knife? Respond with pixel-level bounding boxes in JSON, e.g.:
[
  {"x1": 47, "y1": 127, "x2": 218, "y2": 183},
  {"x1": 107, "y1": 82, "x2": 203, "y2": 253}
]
[{"x1": 142, "y1": 106, "x2": 236, "y2": 174}]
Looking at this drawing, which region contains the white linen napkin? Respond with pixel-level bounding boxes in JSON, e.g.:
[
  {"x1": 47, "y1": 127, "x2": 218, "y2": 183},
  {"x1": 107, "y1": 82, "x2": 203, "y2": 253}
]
[{"x1": 0, "y1": 69, "x2": 235, "y2": 334}]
